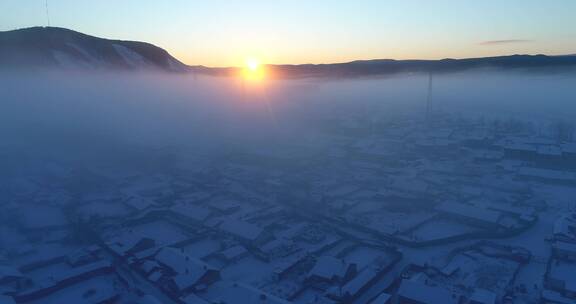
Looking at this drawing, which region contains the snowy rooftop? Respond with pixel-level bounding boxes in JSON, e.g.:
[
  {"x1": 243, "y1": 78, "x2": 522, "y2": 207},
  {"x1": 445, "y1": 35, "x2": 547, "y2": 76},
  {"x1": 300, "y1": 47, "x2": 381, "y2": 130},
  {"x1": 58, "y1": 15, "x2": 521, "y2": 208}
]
[
  {"x1": 518, "y1": 167, "x2": 576, "y2": 181},
  {"x1": 205, "y1": 281, "x2": 292, "y2": 304},
  {"x1": 0, "y1": 296, "x2": 15, "y2": 304},
  {"x1": 397, "y1": 279, "x2": 457, "y2": 304},
  {"x1": 435, "y1": 201, "x2": 502, "y2": 224},
  {"x1": 219, "y1": 219, "x2": 264, "y2": 242},
  {"x1": 369, "y1": 292, "x2": 391, "y2": 304},
  {"x1": 155, "y1": 247, "x2": 215, "y2": 276},
  {"x1": 170, "y1": 203, "x2": 212, "y2": 222},
  {"x1": 308, "y1": 256, "x2": 351, "y2": 281},
  {"x1": 469, "y1": 288, "x2": 497, "y2": 304}
]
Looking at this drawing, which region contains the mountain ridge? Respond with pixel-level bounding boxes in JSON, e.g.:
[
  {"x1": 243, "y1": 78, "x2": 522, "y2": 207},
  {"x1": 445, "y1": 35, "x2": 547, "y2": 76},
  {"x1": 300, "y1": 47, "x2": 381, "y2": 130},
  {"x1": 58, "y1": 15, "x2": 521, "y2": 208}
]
[
  {"x1": 2, "y1": 27, "x2": 576, "y2": 76},
  {"x1": 0, "y1": 26, "x2": 189, "y2": 72}
]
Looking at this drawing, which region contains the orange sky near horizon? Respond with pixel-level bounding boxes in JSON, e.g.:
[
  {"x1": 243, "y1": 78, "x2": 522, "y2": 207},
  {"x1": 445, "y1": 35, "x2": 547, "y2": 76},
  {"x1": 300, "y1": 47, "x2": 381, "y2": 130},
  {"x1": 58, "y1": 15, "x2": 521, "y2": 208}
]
[{"x1": 2, "y1": 0, "x2": 576, "y2": 67}]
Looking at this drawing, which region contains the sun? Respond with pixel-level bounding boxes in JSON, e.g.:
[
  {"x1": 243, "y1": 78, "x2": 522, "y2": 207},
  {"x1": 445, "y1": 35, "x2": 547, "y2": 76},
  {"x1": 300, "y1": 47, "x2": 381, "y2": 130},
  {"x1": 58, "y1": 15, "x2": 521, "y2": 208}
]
[
  {"x1": 245, "y1": 58, "x2": 260, "y2": 72},
  {"x1": 242, "y1": 57, "x2": 266, "y2": 82}
]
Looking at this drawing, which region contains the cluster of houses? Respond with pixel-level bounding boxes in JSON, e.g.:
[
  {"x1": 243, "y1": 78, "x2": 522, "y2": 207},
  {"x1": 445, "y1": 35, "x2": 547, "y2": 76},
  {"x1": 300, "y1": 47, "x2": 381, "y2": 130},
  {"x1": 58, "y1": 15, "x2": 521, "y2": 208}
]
[
  {"x1": 397, "y1": 241, "x2": 531, "y2": 304},
  {"x1": 2, "y1": 112, "x2": 576, "y2": 303},
  {"x1": 542, "y1": 210, "x2": 576, "y2": 303}
]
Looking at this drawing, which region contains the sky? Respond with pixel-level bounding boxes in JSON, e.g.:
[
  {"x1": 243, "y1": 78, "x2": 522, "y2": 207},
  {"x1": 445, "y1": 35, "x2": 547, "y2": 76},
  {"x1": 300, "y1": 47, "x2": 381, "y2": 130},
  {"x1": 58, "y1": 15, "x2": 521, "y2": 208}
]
[{"x1": 1, "y1": 0, "x2": 576, "y2": 67}]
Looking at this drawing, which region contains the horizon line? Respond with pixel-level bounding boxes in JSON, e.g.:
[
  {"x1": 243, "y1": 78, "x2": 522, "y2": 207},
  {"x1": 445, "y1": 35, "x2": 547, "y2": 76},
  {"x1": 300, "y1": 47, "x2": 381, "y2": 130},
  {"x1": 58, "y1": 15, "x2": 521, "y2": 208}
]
[{"x1": 3, "y1": 26, "x2": 574, "y2": 69}]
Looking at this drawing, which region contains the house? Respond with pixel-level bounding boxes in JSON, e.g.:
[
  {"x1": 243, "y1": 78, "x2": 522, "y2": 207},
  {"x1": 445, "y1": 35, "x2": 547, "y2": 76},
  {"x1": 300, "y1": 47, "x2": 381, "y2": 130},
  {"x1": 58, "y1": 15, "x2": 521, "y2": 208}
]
[
  {"x1": 209, "y1": 198, "x2": 241, "y2": 214},
  {"x1": 178, "y1": 190, "x2": 213, "y2": 203},
  {"x1": 504, "y1": 143, "x2": 537, "y2": 160},
  {"x1": 139, "y1": 260, "x2": 162, "y2": 276},
  {"x1": 553, "y1": 241, "x2": 576, "y2": 261},
  {"x1": 562, "y1": 143, "x2": 576, "y2": 165},
  {"x1": 140, "y1": 294, "x2": 165, "y2": 304},
  {"x1": 389, "y1": 178, "x2": 433, "y2": 197},
  {"x1": 0, "y1": 295, "x2": 16, "y2": 304},
  {"x1": 133, "y1": 247, "x2": 160, "y2": 261},
  {"x1": 473, "y1": 150, "x2": 503, "y2": 162},
  {"x1": 546, "y1": 259, "x2": 576, "y2": 299},
  {"x1": 536, "y1": 145, "x2": 563, "y2": 166},
  {"x1": 273, "y1": 252, "x2": 308, "y2": 280},
  {"x1": 0, "y1": 266, "x2": 24, "y2": 285},
  {"x1": 260, "y1": 239, "x2": 299, "y2": 258},
  {"x1": 18, "y1": 205, "x2": 68, "y2": 232},
  {"x1": 170, "y1": 203, "x2": 212, "y2": 224},
  {"x1": 330, "y1": 266, "x2": 382, "y2": 301},
  {"x1": 180, "y1": 293, "x2": 210, "y2": 304},
  {"x1": 435, "y1": 201, "x2": 503, "y2": 229},
  {"x1": 455, "y1": 130, "x2": 492, "y2": 148},
  {"x1": 66, "y1": 248, "x2": 100, "y2": 267},
  {"x1": 215, "y1": 245, "x2": 249, "y2": 263},
  {"x1": 553, "y1": 214, "x2": 576, "y2": 242},
  {"x1": 517, "y1": 167, "x2": 576, "y2": 185},
  {"x1": 306, "y1": 256, "x2": 356, "y2": 284},
  {"x1": 541, "y1": 289, "x2": 576, "y2": 304},
  {"x1": 105, "y1": 233, "x2": 156, "y2": 258},
  {"x1": 218, "y1": 219, "x2": 266, "y2": 244},
  {"x1": 147, "y1": 270, "x2": 163, "y2": 283},
  {"x1": 124, "y1": 196, "x2": 156, "y2": 213},
  {"x1": 397, "y1": 279, "x2": 457, "y2": 304},
  {"x1": 469, "y1": 288, "x2": 496, "y2": 304},
  {"x1": 154, "y1": 247, "x2": 220, "y2": 296},
  {"x1": 13, "y1": 260, "x2": 114, "y2": 303},
  {"x1": 370, "y1": 292, "x2": 392, "y2": 304},
  {"x1": 206, "y1": 281, "x2": 292, "y2": 304}
]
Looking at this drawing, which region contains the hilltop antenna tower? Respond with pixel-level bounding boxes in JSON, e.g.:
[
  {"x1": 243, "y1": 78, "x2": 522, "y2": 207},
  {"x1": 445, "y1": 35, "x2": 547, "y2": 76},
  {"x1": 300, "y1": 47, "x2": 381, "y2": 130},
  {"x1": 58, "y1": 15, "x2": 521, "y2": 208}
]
[
  {"x1": 45, "y1": 0, "x2": 51, "y2": 26},
  {"x1": 426, "y1": 72, "x2": 433, "y2": 124}
]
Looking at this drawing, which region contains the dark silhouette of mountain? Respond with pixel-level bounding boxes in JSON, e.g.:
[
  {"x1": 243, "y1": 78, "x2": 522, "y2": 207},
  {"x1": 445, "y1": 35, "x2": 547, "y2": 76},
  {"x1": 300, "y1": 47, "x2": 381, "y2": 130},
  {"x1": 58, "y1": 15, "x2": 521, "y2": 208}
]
[
  {"x1": 0, "y1": 27, "x2": 188, "y2": 72},
  {"x1": 261, "y1": 54, "x2": 576, "y2": 78},
  {"x1": 2, "y1": 27, "x2": 575, "y2": 76},
  {"x1": 194, "y1": 54, "x2": 576, "y2": 78}
]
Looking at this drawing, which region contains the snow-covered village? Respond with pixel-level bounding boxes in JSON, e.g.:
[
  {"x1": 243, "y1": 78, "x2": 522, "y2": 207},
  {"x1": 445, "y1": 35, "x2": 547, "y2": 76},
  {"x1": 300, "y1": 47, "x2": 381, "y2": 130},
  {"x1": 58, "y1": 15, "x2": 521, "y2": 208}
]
[
  {"x1": 3, "y1": 108, "x2": 576, "y2": 304},
  {"x1": 4, "y1": 2, "x2": 576, "y2": 304}
]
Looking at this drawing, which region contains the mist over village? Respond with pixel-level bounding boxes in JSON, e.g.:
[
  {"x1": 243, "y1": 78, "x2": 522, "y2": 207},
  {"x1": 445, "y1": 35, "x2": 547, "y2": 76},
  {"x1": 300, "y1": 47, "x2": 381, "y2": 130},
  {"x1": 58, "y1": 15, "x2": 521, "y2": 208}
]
[{"x1": 2, "y1": 1, "x2": 576, "y2": 304}]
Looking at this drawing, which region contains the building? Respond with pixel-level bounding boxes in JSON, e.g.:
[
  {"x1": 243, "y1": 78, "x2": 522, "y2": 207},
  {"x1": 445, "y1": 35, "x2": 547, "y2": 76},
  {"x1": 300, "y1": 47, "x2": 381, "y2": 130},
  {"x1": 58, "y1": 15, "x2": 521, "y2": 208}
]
[
  {"x1": 206, "y1": 281, "x2": 292, "y2": 304},
  {"x1": 169, "y1": 203, "x2": 212, "y2": 224},
  {"x1": 306, "y1": 256, "x2": 356, "y2": 284},
  {"x1": 370, "y1": 292, "x2": 392, "y2": 304},
  {"x1": 504, "y1": 143, "x2": 537, "y2": 161},
  {"x1": 154, "y1": 247, "x2": 220, "y2": 296},
  {"x1": 397, "y1": 279, "x2": 457, "y2": 304},
  {"x1": 553, "y1": 213, "x2": 576, "y2": 242},
  {"x1": 0, "y1": 295, "x2": 16, "y2": 304},
  {"x1": 218, "y1": 218, "x2": 267, "y2": 244},
  {"x1": 331, "y1": 267, "x2": 382, "y2": 302},
  {"x1": 517, "y1": 167, "x2": 576, "y2": 185},
  {"x1": 546, "y1": 258, "x2": 576, "y2": 300},
  {"x1": 553, "y1": 241, "x2": 576, "y2": 261},
  {"x1": 435, "y1": 201, "x2": 503, "y2": 229},
  {"x1": 123, "y1": 196, "x2": 156, "y2": 213},
  {"x1": 214, "y1": 245, "x2": 249, "y2": 263},
  {"x1": 13, "y1": 261, "x2": 114, "y2": 303},
  {"x1": 0, "y1": 266, "x2": 24, "y2": 286},
  {"x1": 105, "y1": 233, "x2": 156, "y2": 258},
  {"x1": 536, "y1": 145, "x2": 563, "y2": 166},
  {"x1": 469, "y1": 288, "x2": 497, "y2": 304}
]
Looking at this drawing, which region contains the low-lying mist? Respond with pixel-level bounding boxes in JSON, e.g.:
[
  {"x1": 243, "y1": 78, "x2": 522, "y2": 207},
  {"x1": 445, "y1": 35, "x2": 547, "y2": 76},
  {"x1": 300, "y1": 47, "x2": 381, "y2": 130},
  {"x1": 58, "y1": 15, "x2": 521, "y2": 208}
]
[{"x1": 1, "y1": 68, "x2": 576, "y2": 193}]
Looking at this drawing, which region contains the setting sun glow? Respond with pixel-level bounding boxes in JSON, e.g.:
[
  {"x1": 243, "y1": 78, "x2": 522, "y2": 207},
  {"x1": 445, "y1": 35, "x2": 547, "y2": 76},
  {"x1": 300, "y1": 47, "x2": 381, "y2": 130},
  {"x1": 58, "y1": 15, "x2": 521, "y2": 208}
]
[
  {"x1": 246, "y1": 58, "x2": 260, "y2": 71},
  {"x1": 242, "y1": 57, "x2": 266, "y2": 82}
]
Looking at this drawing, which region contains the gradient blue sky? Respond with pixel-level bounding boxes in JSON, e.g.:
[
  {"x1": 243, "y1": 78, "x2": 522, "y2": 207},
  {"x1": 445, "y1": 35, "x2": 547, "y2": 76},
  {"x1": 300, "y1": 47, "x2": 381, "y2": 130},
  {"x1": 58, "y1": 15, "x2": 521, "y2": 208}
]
[{"x1": 1, "y1": 0, "x2": 576, "y2": 66}]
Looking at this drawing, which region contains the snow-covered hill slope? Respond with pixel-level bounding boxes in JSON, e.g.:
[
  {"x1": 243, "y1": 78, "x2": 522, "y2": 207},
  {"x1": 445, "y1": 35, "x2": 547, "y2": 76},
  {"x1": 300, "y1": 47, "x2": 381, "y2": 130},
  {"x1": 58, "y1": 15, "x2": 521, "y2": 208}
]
[{"x1": 0, "y1": 27, "x2": 189, "y2": 72}]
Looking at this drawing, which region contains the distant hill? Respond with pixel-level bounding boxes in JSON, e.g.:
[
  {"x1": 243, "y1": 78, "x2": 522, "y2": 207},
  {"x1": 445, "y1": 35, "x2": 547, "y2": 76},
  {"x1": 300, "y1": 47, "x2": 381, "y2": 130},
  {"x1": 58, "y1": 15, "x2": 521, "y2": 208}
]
[
  {"x1": 196, "y1": 54, "x2": 576, "y2": 78},
  {"x1": 1, "y1": 27, "x2": 575, "y2": 76},
  {"x1": 262, "y1": 54, "x2": 576, "y2": 78},
  {"x1": 0, "y1": 27, "x2": 188, "y2": 72}
]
